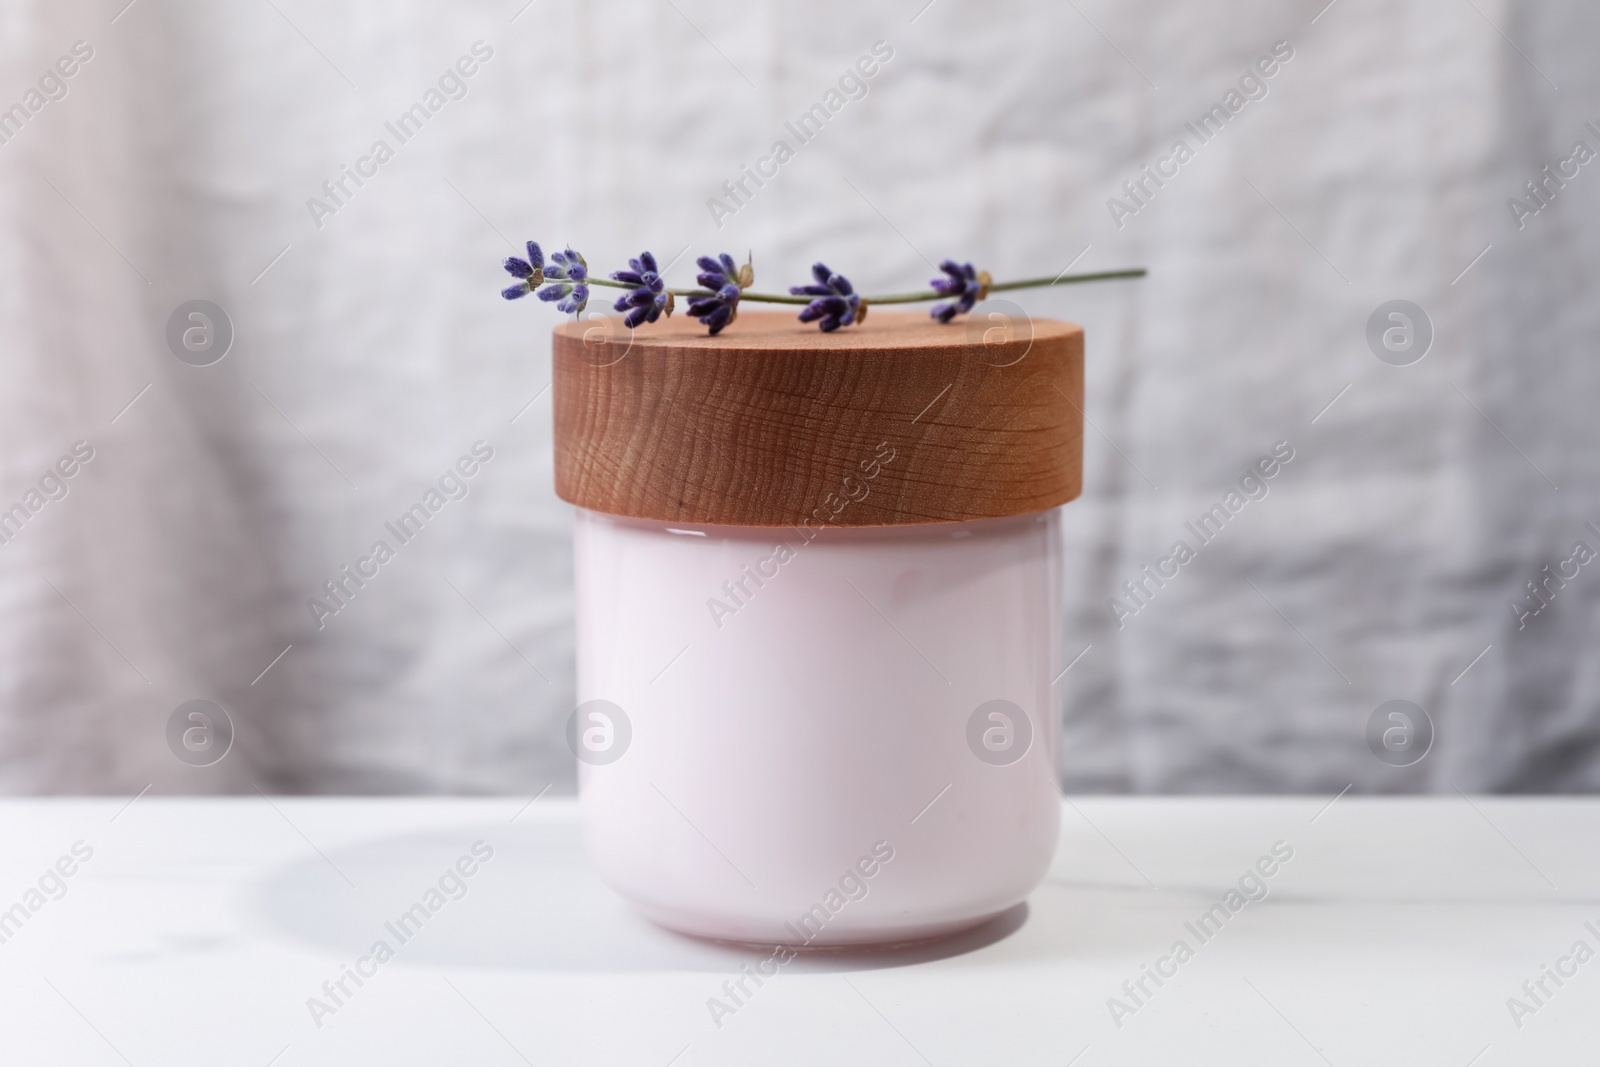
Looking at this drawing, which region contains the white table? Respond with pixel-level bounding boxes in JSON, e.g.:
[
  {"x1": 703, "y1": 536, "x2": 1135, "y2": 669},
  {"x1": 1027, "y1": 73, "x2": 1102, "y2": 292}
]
[{"x1": 0, "y1": 796, "x2": 1594, "y2": 1065}]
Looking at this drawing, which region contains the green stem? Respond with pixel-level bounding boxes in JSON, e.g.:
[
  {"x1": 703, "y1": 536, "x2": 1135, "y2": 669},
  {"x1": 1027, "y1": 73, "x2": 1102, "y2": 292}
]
[
  {"x1": 703, "y1": 290, "x2": 810, "y2": 304},
  {"x1": 584, "y1": 277, "x2": 812, "y2": 304},
  {"x1": 584, "y1": 268, "x2": 1147, "y2": 306},
  {"x1": 986, "y1": 268, "x2": 1148, "y2": 293},
  {"x1": 864, "y1": 268, "x2": 1149, "y2": 304}
]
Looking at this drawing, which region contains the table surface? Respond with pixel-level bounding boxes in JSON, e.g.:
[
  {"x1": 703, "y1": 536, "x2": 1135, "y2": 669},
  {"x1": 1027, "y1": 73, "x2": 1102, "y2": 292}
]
[{"x1": 0, "y1": 795, "x2": 1595, "y2": 1066}]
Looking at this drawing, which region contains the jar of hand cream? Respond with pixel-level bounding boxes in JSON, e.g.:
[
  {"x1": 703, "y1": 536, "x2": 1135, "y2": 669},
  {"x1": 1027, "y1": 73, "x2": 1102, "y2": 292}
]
[{"x1": 553, "y1": 310, "x2": 1081, "y2": 946}]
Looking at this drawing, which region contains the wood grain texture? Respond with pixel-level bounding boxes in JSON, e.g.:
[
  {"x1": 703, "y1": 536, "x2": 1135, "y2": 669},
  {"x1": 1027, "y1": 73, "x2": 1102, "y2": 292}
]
[{"x1": 552, "y1": 310, "x2": 1083, "y2": 527}]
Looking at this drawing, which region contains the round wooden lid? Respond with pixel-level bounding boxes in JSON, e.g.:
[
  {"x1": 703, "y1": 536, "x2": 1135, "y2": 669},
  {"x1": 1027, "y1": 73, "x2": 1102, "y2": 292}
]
[{"x1": 552, "y1": 309, "x2": 1083, "y2": 527}]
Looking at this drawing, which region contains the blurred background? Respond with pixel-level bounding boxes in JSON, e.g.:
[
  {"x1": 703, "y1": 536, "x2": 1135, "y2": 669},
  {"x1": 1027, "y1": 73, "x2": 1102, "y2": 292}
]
[{"x1": 1, "y1": 0, "x2": 1595, "y2": 795}]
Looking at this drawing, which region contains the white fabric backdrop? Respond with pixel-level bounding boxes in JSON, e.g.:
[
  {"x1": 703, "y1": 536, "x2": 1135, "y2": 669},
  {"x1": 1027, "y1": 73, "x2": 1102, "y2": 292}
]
[{"x1": 1, "y1": 0, "x2": 1596, "y2": 794}]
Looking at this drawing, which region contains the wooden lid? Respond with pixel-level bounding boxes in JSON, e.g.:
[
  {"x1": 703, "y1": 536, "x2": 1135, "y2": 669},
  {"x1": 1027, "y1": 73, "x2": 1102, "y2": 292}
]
[{"x1": 552, "y1": 309, "x2": 1083, "y2": 527}]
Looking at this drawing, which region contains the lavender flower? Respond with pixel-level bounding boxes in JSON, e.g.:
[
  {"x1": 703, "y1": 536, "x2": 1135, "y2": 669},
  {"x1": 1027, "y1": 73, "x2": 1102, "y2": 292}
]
[
  {"x1": 929, "y1": 260, "x2": 988, "y2": 324},
  {"x1": 686, "y1": 253, "x2": 748, "y2": 335},
  {"x1": 611, "y1": 251, "x2": 673, "y2": 328},
  {"x1": 497, "y1": 243, "x2": 1148, "y2": 333},
  {"x1": 791, "y1": 262, "x2": 864, "y2": 332},
  {"x1": 538, "y1": 248, "x2": 590, "y2": 314},
  {"x1": 501, "y1": 241, "x2": 545, "y2": 300}
]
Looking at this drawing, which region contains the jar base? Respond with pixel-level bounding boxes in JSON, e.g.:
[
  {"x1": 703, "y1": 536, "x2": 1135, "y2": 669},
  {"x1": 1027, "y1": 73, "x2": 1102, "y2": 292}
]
[{"x1": 634, "y1": 903, "x2": 1013, "y2": 951}]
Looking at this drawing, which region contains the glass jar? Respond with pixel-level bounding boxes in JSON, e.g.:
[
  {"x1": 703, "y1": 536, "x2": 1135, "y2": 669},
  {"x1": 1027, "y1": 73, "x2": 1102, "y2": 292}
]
[
  {"x1": 552, "y1": 308, "x2": 1083, "y2": 947},
  {"x1": 572, "y1": 507, "x2": 1062, "y2": 946}
]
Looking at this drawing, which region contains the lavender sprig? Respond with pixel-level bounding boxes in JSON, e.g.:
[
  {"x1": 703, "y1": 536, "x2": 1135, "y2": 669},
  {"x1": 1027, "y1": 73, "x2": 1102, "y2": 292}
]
[{"x1": 500, "y1": 239, "x2": 1145, "y2": 336}]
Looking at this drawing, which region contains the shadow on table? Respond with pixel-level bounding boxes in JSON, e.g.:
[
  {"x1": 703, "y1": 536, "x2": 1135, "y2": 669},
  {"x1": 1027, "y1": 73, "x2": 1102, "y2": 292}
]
[{"x1": 242, "y1": 821, "x2": 1031, "y2": 973}]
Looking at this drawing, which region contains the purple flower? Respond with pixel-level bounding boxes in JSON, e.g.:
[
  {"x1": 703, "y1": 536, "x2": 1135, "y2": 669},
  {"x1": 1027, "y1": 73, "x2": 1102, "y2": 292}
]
[
  {"x1": 611, "y1": 251, "x2": 673, "y2": 328},
  {"x1": 501, "y1": 241, "x2": 545, "y2": 300},
  {"x1": 537, "y1": 248, "x2": 589, "y2": 314},
  {"x1": 686, "y1": 253, "x2": 746, "y2": 335},
  {"x1": 929, "y1": 260, "x2": 987, "y2": 324},
  {"x1": 791, "y1": 262, "x2": 864, "y2": 332}
]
